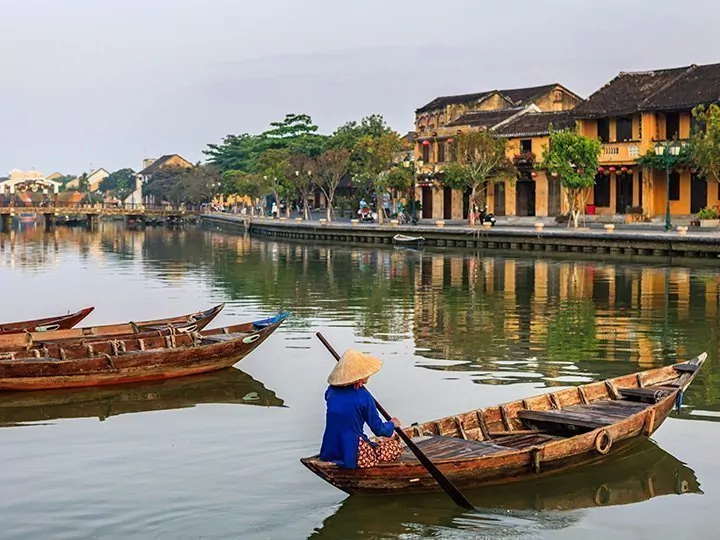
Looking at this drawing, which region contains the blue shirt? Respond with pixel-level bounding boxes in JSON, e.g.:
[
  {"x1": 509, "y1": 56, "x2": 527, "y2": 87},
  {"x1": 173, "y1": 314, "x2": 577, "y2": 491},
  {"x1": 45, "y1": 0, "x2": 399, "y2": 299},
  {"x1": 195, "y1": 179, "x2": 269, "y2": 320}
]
[{"x1": 319, "y1": 385, "x2": 396, "y2": 468}]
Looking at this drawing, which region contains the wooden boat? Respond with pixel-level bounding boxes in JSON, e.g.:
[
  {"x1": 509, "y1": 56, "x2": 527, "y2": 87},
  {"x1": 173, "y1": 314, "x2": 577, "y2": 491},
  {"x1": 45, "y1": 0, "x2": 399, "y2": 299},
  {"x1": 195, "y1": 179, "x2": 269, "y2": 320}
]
[
  {"x1": 309, "y1": 440, "x2": 699, "y2": 539},
  {"x1": 0, "y1": 304, "x2": 223, "y2": 351},
  {"x1": 392, "y1": 233, "x2": 425, "y2": 248},
  {"x1": 0, "y1": 368, "x2": 284, "y2": 426},
  {"x1": 301, "y1": 353, "x2": 706, "y2": 495},
  {"x1": 0, "y1": 307, "x2": 95, "y2": 335},
  {"x1": 0, "y1": 312, "x2": 288, "y2": 390}
]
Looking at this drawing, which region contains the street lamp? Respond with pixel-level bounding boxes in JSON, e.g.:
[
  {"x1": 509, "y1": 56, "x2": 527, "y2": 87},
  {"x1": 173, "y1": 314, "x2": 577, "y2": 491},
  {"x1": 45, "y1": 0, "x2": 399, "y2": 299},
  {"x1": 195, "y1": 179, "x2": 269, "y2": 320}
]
[
  {"x1": 402, "y1": 156, "x2": 422, "y2": 224},
  {"x1": 654, "y1": 141, "x2": 681, "y2": 231}
]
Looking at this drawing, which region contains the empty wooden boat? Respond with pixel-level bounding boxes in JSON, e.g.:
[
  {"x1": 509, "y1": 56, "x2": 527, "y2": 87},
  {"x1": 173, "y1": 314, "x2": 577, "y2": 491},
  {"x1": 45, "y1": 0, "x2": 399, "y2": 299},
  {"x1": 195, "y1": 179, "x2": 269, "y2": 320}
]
[
  {"x1": 392, "y1": 234, "x2": 424, "y2": 248},
  {"x1": 0, "y1": 307, "x2": 95, "y2": 335},
  {"x1": 0, "y1": 312, "x2": 288, "y2": 391},
  {"x1": 0, "y1": 304, "x2": 224, "y2": 351},
  {"x1": 301, "y1": 353, "x2": 706, "y2": 495}
]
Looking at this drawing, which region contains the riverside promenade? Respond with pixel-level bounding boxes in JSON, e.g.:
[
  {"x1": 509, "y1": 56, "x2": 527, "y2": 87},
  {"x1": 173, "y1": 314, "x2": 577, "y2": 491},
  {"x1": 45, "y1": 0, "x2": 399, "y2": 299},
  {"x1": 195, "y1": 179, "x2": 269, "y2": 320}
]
[{"x1": 202, "y1": 213, "x2": 720, "y2": 260}]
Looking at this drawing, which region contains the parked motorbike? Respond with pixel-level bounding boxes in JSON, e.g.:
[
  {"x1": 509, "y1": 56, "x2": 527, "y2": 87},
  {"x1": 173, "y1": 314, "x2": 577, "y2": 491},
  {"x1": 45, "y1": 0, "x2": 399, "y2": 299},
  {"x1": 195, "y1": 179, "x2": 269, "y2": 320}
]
[
  {"x1": 477, "y1": 205, "x2": 496, "y2": 226},
  {"x1": 358, "y1": 207, "x2": 375, "y2": 223}
]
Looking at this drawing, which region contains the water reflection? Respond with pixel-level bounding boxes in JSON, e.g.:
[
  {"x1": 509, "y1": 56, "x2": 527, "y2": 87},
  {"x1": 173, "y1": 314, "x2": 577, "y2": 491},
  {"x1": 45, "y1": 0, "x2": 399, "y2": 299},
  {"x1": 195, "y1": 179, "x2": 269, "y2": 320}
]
[
  {"x1": 0, "y1": 368, "x2": 284, "y2": 427},
  {"x1": 309, "y1": 440, "x2": 700, "y2": 540},
  {"x1": 3, "y1": 223, "x2": 719, "y2": 416}
]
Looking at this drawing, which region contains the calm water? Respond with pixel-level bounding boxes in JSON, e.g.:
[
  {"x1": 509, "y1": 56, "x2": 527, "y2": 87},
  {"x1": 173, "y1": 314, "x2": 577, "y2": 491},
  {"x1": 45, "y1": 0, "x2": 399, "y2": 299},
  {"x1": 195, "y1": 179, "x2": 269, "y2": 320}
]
[{"x1": 0, "y1": 222, "x2": 718, "y2": 540}]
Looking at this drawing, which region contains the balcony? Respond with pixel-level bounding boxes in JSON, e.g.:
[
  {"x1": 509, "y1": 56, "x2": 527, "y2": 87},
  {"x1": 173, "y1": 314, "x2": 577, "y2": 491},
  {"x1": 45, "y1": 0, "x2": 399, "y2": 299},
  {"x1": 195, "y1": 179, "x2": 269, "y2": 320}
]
[{"x1": 599, "y1": 141, "x2": 644, "y2": 164}]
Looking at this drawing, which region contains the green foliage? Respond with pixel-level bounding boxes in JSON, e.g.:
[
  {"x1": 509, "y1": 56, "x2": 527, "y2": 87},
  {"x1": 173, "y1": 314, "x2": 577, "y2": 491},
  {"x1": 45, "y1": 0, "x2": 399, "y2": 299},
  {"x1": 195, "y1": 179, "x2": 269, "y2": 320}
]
[
  {"x1": 100, "y1": 168, "x2": 136, "y2": 200},
  {"x1": 313, "y1": 148, "x2": 352, "y2": 221},
  {"x1": 352, "y1": 132, "x2": 404, "y2": 223},
  {"x1": 441, "y1": 130, "x2": 514, "y2": 223},
  {"x1": 691, "y1": 104, "x2": 720, "y2": 183},
  {"x1": 697, "y1": 206, "x2": 719, "y2": 220},
  {"x1": 385, "y1": 167, "x2": 412, "y2": 192},
  {"x1": 542, "y1": 128, "x2": 601, "y2": 227},
  {"x1": 328, "y1": 114, "x2": 394, "y2": 150},
  {"x1": 143, "y1": 164, "x2": 219, "y2": 205},
  {"x1": 636, "y1": 144, "x2": 694, "y2": 171}
]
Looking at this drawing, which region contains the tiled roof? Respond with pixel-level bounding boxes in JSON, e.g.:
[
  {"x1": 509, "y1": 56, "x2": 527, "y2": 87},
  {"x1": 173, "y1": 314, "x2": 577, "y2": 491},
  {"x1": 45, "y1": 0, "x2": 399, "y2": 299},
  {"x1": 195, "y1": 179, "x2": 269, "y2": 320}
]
[
  {"x1": 416, "y1": 84, "x2": 569, "y2": 114},
  {"x1": 138, "y1": 154, "x2": 192, "y2": 176},
  {"x1": 447, "y1": 108, "x2": 522, "y2": 128},
  {"x1": 574, "y1": 63, "x2": 720, "y2": 117},
  {"x1": 494, "y1": 111, "x2": 577, "y2": 137}
]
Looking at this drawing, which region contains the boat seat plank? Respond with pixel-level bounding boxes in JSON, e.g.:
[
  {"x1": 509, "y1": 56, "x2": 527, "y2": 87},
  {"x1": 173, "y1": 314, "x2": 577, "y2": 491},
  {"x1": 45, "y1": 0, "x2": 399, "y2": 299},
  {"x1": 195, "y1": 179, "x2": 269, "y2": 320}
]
[
  {"x1": 517, "y1": 409, "x2": 613, "y2": 431},
  {"x1": 490, "y1": 433, "x2": 560, "y2": 449},
  {"x1": 617, "y1": 387, "x2": 672, "y2": 403},
  {"x1": 398, "y1": 436, "x2": 511, "y2": 463},
  {"x1": 674, "y1": 363, "x2": 699, "y2": 373}
]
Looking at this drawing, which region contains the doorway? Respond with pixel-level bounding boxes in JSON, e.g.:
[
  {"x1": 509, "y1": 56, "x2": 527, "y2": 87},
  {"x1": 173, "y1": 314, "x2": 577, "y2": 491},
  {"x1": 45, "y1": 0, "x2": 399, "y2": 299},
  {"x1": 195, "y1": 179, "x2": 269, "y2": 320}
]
[
  {"x1": 691, "y1": 174, "x2": 708, "y2": 213},
  {"x1": 493, "y1": 183, "x2": 506, "y2": 216},
  {"x1": 421, "y1": 187, "x2": 433, "y2": 219},
  {"x1": 462, "y1": 188, "x2": 471, "y2": 219},
  {"x1": 443, "y1": 187, "x2": 452, "y2": 219},
  {"x1": 515, "y1": 179, "x2": 536, "y2": 217},
  {"x1": 616, "y1": 173, "x2": 633, "y2": 213},
  {"x1": 548, "y1": 176, "x2": 561, "y2": 216}
]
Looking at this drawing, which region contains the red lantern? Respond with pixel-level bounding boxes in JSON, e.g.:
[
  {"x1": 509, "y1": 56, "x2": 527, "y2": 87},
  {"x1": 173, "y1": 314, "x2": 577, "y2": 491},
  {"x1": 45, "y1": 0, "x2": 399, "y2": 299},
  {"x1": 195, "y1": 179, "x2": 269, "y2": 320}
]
[
  {"x1": 609, "y1": 166, "x2": 616, "y2": 172},
  {"x1": 620, "y1": 166, "x2": 628, "y2": 172},
  {"x1": 447, "y1": 138, "x2": 453, "y2": 143},
  {"x1": 598, "y1": 167, "x2": 604, "y2": 172},
  {"x1": 531, "y1": 171, "x2": 538, "y2": 178},
  {"x1": 422, "y1": 140, "x2": 430, "y2": 146}
]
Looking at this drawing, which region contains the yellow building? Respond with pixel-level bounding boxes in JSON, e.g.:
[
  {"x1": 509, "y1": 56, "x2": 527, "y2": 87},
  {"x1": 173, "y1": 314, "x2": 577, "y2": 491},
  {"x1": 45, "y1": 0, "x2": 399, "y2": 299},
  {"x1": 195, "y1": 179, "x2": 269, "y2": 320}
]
[
  {"x1": 573, "y1": 62, "x2": 720, "y2": 217},
  {"x1": 413, "y1": 84, "x2": 582, "y2": 220}
]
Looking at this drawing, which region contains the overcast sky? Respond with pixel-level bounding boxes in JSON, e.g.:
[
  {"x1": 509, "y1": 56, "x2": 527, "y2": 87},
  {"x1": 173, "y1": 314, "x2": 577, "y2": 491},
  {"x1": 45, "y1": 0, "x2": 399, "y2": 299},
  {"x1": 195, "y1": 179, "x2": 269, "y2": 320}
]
[{"x1": 2, "y1": 0, "x2": 718, "y2": 175}]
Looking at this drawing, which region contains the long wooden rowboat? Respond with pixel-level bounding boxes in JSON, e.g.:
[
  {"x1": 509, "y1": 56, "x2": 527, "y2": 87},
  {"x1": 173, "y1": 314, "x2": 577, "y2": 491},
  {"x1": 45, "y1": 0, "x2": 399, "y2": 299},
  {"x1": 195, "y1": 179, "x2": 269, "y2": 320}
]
[
  {"x1": 0, "y1": 307, "x2": 95, "y2": 335},
  {"x1": 301, "y1": 353, "x2": 706, "y2": 495},
  {"x1": 0, "y1": 312, "x2": 288, "y2": 391},
  {"x1": 0, "y1": 304, "x2": 224, "y2": 352}
]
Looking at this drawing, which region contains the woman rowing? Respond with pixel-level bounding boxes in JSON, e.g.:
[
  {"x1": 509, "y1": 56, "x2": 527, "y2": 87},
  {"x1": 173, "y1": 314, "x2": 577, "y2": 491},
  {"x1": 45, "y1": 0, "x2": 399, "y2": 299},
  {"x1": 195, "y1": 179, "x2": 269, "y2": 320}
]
[{"x1": 319, "y1": 350, "x2": 403, "y2": 468}]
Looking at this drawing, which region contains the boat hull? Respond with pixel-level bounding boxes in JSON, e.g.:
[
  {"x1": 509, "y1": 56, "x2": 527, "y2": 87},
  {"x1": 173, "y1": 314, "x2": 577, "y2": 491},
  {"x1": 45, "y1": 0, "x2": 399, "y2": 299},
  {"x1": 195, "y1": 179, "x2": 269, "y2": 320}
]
[
  {"x1": 0, "y1": 307, "x2": 95, "y2": 334},
  {"x1": 302, "y1": 354, "x2": 704, "y2": 495}
]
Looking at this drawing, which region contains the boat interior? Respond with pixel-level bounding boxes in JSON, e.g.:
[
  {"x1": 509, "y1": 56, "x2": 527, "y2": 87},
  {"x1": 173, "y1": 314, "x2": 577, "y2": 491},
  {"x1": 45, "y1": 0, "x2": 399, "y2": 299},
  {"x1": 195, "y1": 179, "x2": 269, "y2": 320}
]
[{"x1": 381, "y1": 357, "x2": 703, "y2": 464}]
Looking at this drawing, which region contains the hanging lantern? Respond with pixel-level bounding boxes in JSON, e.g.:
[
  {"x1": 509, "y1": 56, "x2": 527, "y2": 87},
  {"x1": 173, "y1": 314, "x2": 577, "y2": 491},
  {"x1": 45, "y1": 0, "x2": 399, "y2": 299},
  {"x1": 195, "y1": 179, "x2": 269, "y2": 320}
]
[
  {"x1": 531, "y1": 171, "x2": 538, "y2": 178},
  {"x1": 447, "y1": 138, "x2": 453, "y2": 143},
  {"x1": 432, "y1": 131, "x2": 438, "y2": 137},
  {"x1": 551, "y1": 171, "x2": 558, "y2": 177},
  {"x1": 620, "y1": 166, "x2": 628, "y2": 172},
  {"x1": 422, "y1": 140, "x2": 430, "y2": 146},
  {"x1": 456, "y1": 130, "x2": 463, "y2": 134},
  {"x1": 609, "y1": 166, "x2": 616, "y2": 172},
  {"x1": 598, "y1": 167, "x2": 605, "y2": 173}
]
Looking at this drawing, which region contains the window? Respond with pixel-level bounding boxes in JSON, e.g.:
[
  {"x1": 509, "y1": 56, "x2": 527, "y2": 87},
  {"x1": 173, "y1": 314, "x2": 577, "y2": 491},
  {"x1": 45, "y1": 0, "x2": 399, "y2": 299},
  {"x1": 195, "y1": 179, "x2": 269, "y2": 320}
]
[
  {"x1": 616, "y1": 116, "x2": 633, "y2": 141},
  {"x1": 666, "y1": 113, "x2": 680, "y2": 140},
  {"x1": 437, "y1": 141, "x2": 446, "y2": 163},
  {"x1": 669, "y1": 171, "x2": 680, "y2": 201},
  {"x1": 553, "y1": 90, "x2": 563, "y2": 102},
  {"x1": 422, "y1": 143, "x2": 430, "y2": 163},
  {"x1": 438, "y1": 114, "x2": 445, "y2": 125},
  {"x1": 594, "y1": 174, "x2": 610, "y2": 207},
  {"x1": 597, "y1": 119, "x2": 610, "y2": 143},
  {"x1": 520, "y1": 139, "x2": 532, "y2": 153}
]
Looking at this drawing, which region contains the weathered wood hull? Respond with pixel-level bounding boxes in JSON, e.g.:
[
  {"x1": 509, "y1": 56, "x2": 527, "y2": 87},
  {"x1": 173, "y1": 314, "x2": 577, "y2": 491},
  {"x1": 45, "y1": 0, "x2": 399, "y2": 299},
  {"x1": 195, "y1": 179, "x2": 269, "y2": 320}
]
[
  {"x1": 0, "y1": 304, "x2": 223, "y2": 351},
  {"x1": 0, "y1": 307, "x2": 95, "y2": 334},
  {"x1": 0, "y1": 313, "x2": 287, "y2": 391},
  {"x1": 301, "y1": 353, "x2": 705, "y2": 495}
]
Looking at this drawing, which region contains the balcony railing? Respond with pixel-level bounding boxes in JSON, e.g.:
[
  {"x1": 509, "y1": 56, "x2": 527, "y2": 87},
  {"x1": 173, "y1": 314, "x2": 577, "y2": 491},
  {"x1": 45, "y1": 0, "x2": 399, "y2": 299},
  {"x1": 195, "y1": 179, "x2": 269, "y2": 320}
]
[{"x1": 600, "y1": 141, "x2": 643, "y2": 164}]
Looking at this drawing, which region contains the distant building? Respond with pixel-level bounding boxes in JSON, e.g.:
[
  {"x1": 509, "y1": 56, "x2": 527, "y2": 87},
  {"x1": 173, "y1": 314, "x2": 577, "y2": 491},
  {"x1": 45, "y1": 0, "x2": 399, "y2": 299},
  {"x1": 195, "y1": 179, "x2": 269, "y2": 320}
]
[
  {"x1": 125, "y1": 154, "x2": 193, "y2": 205},
  {"x1": 0, "y1": 169, "x2": 61, "y2": 196},
  {"x1": 65, "y1": 168, "x2": 110, "y2": 192}
]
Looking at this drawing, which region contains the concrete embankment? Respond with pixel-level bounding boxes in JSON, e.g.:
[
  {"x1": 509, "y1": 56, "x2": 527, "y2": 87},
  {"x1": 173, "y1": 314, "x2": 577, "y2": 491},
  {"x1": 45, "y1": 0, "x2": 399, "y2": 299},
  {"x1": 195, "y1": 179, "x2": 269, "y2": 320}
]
[{"x1": 201, "y1": 213, "x2": 720, "y2": 259}]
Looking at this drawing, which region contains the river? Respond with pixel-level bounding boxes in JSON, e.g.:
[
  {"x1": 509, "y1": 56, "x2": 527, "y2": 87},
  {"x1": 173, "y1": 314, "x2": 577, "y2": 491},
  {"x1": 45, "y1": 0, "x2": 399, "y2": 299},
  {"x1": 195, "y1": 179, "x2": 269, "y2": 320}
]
[{"x1": 0, "y1": 222, "x2": 718, "y2": 540}]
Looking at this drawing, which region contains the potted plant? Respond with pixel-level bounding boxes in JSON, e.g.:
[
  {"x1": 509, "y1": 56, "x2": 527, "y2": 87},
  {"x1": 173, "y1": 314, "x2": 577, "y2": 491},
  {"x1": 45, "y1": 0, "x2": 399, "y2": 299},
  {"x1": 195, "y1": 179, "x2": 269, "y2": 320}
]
[{"x1": 697, "y1": 206, "x2": 720, "y2": 227}]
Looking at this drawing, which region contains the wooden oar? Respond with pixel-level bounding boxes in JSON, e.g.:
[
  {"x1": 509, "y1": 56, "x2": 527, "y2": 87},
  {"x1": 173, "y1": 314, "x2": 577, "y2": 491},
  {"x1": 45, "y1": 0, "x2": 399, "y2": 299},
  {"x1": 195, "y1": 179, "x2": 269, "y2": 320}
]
[{"x1": 316, "y1": 332, "x2": 475, "y2": 510}]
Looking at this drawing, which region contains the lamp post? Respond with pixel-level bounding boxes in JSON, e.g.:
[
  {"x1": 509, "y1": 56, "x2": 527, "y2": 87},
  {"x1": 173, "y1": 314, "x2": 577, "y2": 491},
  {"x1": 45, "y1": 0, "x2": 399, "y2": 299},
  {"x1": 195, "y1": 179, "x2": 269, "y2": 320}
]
[
  {"x1": 403, "y1": 156, "x2": 422, "y2": 224},
  {"x1": 654, "y1": 141, "x2": 681, "y2": 231}
]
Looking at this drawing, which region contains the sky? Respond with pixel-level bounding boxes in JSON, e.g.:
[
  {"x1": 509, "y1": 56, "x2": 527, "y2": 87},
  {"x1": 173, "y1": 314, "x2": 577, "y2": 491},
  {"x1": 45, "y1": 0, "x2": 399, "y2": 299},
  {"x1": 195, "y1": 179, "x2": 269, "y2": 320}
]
[{"x1": 1, "y1": 0, "x2": 718, "y2": 175}]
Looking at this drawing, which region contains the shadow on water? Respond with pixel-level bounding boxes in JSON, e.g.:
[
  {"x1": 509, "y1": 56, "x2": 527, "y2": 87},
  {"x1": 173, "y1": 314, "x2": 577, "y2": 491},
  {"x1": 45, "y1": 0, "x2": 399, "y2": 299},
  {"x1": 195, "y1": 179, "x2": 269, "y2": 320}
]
[
  {"x1": 308, "y1": 440, "x2": 701, "y2": 539},
  {"x1": 0, "y1": 368, "x2": 284, "y2": 427}
]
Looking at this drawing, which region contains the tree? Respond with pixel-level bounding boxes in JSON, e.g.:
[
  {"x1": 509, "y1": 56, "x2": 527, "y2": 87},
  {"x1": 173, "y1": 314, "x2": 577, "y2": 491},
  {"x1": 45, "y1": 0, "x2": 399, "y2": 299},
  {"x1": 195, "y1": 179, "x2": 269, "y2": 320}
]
[
  {"x1": 352, "y1": 132, "x2": 404, "y2": 224},
  {"x1": 691, "y1": 104, "x2": 720, "y2": 184},
  {"x1": 170, "y1": 165, "x2": 220, "y2": 206},
  {"x1": 204, "y1": 133, "x2": 265, "y2": 173},
  {"x1": 222, "y1": 171, "x2": 267, "y2": 215},
  {"x1": 442, "y1": 130, "x2": 515, "y2": 225},
  {"x1": 329, "y1": 114, "x2": 394, "y2": 150},
  {"x1": 542, "y1": 127, "x2": 601, "y2": 229},
  {"x1": 313, "y1": 149, "x2": 351, "y2": 221},
  {"x1": 100, "y1": 168, "x2": 135, "y2": 200},
  {"x1": 257, "y1": 149, "x2": 293, "y2": 217},
  {"x1": 143, "y1": 166, "x2": 187, "y2": 203},
  {"x1": 289, "y1": 153, "x2": 316, "y2": 220}
]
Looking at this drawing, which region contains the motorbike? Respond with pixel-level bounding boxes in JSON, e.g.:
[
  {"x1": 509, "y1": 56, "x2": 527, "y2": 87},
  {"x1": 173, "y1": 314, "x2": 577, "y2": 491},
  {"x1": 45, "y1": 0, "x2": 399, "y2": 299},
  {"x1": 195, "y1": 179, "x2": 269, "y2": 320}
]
[
  {"x1": 358, "y1": 207, "x2": 375, "y2": 223},
  {"x1": 477, "y1": 205, "x2": 496, "y2": 226}
]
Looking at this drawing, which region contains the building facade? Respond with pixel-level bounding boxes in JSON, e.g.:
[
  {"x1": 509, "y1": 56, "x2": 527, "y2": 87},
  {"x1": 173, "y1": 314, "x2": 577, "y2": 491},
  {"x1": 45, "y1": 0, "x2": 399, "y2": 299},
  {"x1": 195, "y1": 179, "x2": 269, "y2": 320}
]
[
  {"x1": 572, "y1": 63, "x2": 720, "y2": 218},
  {"x1": 412, "y1": 84, "x2": 582, "y2": 220}
]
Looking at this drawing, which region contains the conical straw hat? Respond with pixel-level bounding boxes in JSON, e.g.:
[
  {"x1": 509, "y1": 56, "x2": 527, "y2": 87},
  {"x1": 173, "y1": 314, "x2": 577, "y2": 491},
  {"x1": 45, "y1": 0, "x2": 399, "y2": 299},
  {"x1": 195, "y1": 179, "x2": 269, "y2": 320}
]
[{"x1": 327, "y1": 349, "x2": 383, "y2": 386}]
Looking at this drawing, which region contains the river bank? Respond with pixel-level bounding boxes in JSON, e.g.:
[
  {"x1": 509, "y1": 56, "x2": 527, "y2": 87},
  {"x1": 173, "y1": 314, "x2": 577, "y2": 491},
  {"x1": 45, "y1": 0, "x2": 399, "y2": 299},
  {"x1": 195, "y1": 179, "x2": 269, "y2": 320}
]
[{"x1": 202, "y1": 213, "x2": 720, "y2": 260}]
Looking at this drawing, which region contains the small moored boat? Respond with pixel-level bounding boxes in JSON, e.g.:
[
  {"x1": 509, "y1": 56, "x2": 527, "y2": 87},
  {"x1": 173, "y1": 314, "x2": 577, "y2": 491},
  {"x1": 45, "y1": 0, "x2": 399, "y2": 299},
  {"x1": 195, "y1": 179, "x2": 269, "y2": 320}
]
[
  {"x1": 0, "y1": 307, "x2": 95, "y2": 335},
  {"x1": 0, "y1": 312, "x2": 288, "y2": 390},
  {"x1": 301, "y1": 353, "x2": 706, "y2": 495},
  {"x1": 0, "y1": 304, "x2": 224, "y2": 351},
  {"x1": 392, "y1": 234, "x2": 424, "y2": 248}
]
